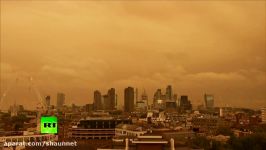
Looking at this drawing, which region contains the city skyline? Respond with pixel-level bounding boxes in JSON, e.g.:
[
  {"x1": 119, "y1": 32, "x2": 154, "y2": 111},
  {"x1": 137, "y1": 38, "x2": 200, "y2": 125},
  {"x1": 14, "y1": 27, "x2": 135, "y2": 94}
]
[
  {"x1": 1, "y1": 1, "x2": 265, "y2": 109},
  {"x1": 0, "y1": 85, "x2": 263, "y2": 110}
]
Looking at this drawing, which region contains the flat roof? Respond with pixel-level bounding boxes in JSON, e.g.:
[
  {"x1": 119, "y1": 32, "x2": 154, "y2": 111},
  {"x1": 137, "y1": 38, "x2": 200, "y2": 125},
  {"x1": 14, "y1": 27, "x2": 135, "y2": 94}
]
[
  {"x1": 137, "y1": 136, "x2": 162, "y2": 139},
  {"x1": 132, "y1": 141, "x2": 168, "y2": 144}
]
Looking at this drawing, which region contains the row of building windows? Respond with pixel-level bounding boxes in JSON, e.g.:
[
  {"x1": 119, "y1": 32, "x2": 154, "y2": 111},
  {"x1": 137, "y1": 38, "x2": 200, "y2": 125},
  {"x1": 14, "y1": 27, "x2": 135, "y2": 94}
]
[{"x1": 115, "y1": 129, "x2": 146, "y2": 137}]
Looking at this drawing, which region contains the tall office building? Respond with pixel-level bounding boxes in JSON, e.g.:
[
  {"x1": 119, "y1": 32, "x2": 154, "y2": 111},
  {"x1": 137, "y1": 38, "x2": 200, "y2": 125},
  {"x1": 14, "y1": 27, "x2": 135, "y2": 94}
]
[
  {"x1": 179, "y1": 95, "x2": 192, "y2": 112},
  {"x1": 102, "y1": 95, "x2": 109, "y2": 110},
  {"x1": 166, "y1": 85, "x2": 172, "y2": 100},
  {"x1": 136, "y1": 90, "x2": 148, "y2": 111},
  {"x1": 108, "y1": 88, "x2": 116, "y2": 110},
  {"x1": 45, "y1": 96, "x2": 51, "y2": 107},
  {"x1": 115, "y1": 94, "x2": 118, "y2": 109},
  {"x1": 261, "y1": 107, "x2": 266, "y2": 124},
  {"x1": 124, "y1": 87, "x2": 134, "y2": 112},
  {"x1": 96, "y1": 88, "x2": 116, "y2": 111},
  {"x1": 135, "y1": 88, "x2": 139, "y2": 102},
  {"x1": 204, "y1": 94, "x2": 214, "y2": 109},
  {"x1": 173, "y1": 94, "x2": 178, "y2": 101},
  {"x1": 141, "y1": 90, "x2": 148, "y2": 103},
  {"x1": 57, "y1": 93, "x2": 65, "y2": 109},
  {"x1": 153, "y1": 89, "x2": 162, "y2": 108},
  {"x1": 153, "y1": 89, "x2": 162, "y2": 101},
  {"x1": 94, "y1": 90, "x2": 102, "y2": 110}
]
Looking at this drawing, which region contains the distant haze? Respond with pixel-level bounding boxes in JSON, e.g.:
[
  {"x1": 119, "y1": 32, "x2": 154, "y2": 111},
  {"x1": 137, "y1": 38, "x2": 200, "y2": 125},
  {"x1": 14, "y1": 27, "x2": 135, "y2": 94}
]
[{"x1": 1, "y1": 1, "x2": 265, "y2": 109}]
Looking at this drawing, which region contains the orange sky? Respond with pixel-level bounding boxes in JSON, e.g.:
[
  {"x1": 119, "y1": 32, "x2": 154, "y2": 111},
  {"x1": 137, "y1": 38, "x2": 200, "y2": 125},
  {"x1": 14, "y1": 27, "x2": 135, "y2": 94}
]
[{"x1": 1, "y1": 1, "x2": 265, "y2": 109}]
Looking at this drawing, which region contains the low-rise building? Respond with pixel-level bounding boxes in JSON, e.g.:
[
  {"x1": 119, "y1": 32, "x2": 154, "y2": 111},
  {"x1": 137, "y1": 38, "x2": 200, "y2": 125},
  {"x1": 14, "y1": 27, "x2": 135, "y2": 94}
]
[
  {"x1": 115, "y1": 124, "x2": 147, "y2": 137},
  {"x1": 192, "y1": 116, "x2": 231, "y2": 135},
  {"x1": 207, "y1": 135, "x2": 230, "y2": 144},
  {"x1": 233, "y1": 129, "x2": 253, "y2": 137},
  {"x1": 131, "y1": 136, "x2": 169, "y2": 150},
  {"x1": 71, "y1": 116, "x2": 132, "y2": 140}
]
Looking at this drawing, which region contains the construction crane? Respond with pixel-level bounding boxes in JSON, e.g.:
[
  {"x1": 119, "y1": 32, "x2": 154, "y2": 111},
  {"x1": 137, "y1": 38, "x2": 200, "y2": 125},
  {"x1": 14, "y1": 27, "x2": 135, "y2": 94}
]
[
  {"x1": 0, "y1": 77, "x2": 19, "y2": 110},
  {"x1": 29, "y1": 76, "x2": 47, "y2": 112},
  {"x1": 1, "y1": 75, "x2": 50, "y2": 134},
  {"x1": 0, "y1": 75, "x2": 47, "y2": 112}
]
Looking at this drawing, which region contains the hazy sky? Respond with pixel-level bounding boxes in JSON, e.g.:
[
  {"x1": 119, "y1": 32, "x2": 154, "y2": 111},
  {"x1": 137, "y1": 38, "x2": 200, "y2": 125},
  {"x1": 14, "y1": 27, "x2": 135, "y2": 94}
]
[{"x1": 1, "y1": 1, "x2": 265, "y2": 109}]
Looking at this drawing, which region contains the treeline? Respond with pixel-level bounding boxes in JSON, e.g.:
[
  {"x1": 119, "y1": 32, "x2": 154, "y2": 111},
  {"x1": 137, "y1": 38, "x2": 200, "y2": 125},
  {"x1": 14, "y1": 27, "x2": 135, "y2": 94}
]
[{"x1": 191, "y1": 125, "x2": 266, "y2": 150}]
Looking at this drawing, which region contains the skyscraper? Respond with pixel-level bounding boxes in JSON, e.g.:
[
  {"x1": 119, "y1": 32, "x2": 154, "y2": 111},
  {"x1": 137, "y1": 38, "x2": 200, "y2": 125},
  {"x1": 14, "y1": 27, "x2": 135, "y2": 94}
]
[
  {"x1": 141, "y1": 90, "x2": 148, "y2": 104},
  {"x1": 153, "y1": 89, "x2": 165, "y2": 110},
  {"x1": 136, "y1": 90, "x2": 148, "y2": 111},
  {"x1": 124, "y1": 87, "x2": 134, "y2": 112},
  {"x1": 166, "y1": 85, "x2": 172, "y2": 100},
  {"x1": 45, "y1": 95, "x2": 51, "y2": 107},
  {"x1": 108, "y1": 88, "x2": 116, "y2": 110},
  {"x1": 57, "y1": 93, "x2": 65, "y2": 109},
  {"x1": 261, "y1": 107, "x2": 266, "y2": 123},
  {"x1": 153, "y1": 89, "x2": 162, "y2": 101},
  {"x1": 204, "y1": 94, "x2": 214, "y2": 109},
  {"x1": 179, "y1": 95, "x2": 192, "y2": 112},
  {"x1": 173, "y1": 94, "x2": 178, "y2": 101},
  {"x1": 94, "y1": 90, "x2": 102, "y2": 110},
  {"x1": 96, "y1": 88, "x2": 116, "y2": 111},
  {"x1": 135, "y1": 88, "x2": 139, "y2": 102},
  {"x1": 102, "y1": 95, "x2": 109, "y2": 110}
]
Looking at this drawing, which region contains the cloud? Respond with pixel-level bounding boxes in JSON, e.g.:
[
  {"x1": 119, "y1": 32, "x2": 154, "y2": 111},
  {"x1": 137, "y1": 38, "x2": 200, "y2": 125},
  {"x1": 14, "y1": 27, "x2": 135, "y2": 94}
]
[
  {"x1": 0, "y1": 63, "x2": 17, "y2": 80},
  {"x1": 1, "y1": 63, "x2": 13, "y2": 73},
  {"x1": 186, "y1": 72, "x2": 246, "y2": 81},
  {"x1": 0, "y1": 1, "x2": 265, "y2": 108},
  {"x1": 41, "y1": 65, "x2": 77, "y2": 77}
]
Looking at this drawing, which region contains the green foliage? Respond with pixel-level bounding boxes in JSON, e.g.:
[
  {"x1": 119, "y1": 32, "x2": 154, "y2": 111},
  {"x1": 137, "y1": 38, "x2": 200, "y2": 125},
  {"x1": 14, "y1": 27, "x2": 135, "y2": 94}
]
[
  {"x1": 227, "y1": 133, "x2": 266, "y2": 150},
  {"x1": 250, "y1": 124, "x2": 266, "y2": 133},
  {"x1": 8, "y1": 114, "x2": 29, "y2": 131},
  {"x1": 191, "y1": 136, "x2": 211, "y2": 149},
  {"x1": 11, "y1": 114, "x2": 28, "y2": 123},
  {"x1": 14, "y1": 123, "x2": 23, "y2": 131},
  {"x1": 216, "y1": 127, "x2": 234, "y2": 136},
  {"x1": 191, "y1": 133, "x2": 266, "y2": 150},
  {"x1": 210, "y1": 141, "x2": 221, "y2": 150}
]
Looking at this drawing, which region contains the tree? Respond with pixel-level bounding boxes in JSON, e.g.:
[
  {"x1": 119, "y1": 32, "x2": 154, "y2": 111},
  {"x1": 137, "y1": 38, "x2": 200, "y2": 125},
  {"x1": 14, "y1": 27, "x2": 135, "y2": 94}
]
[
  {"x1": 191, "y1": 136, "x2": 211, "y2": 149},
  {"x1": 227, "y1": 133, "x2": 266, "y2": 150},
  {"x1": 216, "y1": 127, "x2": 234, "y2": 136}
]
